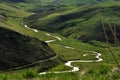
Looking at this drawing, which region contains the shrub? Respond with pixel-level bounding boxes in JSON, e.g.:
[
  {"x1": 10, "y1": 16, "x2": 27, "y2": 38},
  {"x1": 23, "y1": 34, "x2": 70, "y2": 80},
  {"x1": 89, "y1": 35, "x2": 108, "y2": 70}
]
[
  {"x1": 99, "y1": 64, "x2": 111, "y2": 74},
  {"x1": 2, "y1": 75, "x2": 8, "y2": 80},
  {"x1": 23, "y1": 69, "x2": 38, "y2": 79}
]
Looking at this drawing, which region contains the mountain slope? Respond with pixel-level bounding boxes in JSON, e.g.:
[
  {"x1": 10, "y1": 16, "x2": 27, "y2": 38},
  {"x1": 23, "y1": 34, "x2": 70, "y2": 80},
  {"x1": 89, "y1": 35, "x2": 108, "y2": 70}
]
[
  {"x1": 0, "y1": 3, "x2": 31, "y2": 18},
  {"x1": 0, "y1": 27, "x2": 58, "y2": 70},
  {"x1": 0, "y1": 0, "x2": 25, "y2": 2},
  {"x1": 31, "y1": 0, "x2": 118, "y2": 6},
  {"x1": 0, "y1": 3, "x2": 62, "y2": 71},
  {"x1": 1, "y1": 0, "x2": 118, "y2": 12},
  {"x1": 26, "y1": 1, "x2": 120, "y2": 42},
  {"x1": 58, "y1": 0, "x2": 118, "y2": 5}
]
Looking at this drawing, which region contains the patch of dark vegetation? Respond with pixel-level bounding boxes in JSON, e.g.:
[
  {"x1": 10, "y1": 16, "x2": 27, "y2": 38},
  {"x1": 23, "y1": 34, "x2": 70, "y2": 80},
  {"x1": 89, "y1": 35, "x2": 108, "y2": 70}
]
[{"x1": 0, "y1": 27, "x2": 57, "y2": 70}]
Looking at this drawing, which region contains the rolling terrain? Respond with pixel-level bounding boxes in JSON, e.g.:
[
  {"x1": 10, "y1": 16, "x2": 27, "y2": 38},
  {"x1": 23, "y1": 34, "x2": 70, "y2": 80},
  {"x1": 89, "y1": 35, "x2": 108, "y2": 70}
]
[
  {"x1": 26, "y1": 1, "x2": 120, "y2": 43},
  {"x1": 0, "y1": 2, "x2": 62, "y2": 72},
  {"x1": 0, "y1": 0, "x2": 120, "y2": 80}
]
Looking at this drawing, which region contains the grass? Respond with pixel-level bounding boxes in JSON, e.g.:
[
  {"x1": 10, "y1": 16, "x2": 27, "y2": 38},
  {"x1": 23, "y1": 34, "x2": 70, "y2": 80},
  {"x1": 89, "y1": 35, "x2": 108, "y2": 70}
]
[
  {"x1": 26, "y1": 1, "x2": 120, "y2": 43},
  {"x1": 0, "y1": 3, "x2": 62, "y2": 72},
  {"x1": 35, "y1": 0, "x2": 117, "y2": 6},
  {"x1": 0, "y1": 26, "x2": 120, "y2": 80},
  {"x1": 1, "y1": 13, "x2": 120, "y2": 80},
  {"x1": 0, "y1": 1, "x2": 120, "y2": 80},
  {"x1": 0, "y1": 3, "x2": 32, "y2": 17},
  {"x1": 1, "y1": 15, "x2": 120, "y2": 79}
]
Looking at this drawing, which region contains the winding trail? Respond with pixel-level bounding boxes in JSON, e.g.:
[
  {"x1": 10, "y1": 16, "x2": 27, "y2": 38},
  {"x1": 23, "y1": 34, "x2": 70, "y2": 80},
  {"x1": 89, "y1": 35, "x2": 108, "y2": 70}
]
[
  {"x1": 24, "y1": 24, "x2": 38, "y2": 33},
  {"x1": 45, "y1": 33, "x2": 62, "y2": 41},
  {"x1": 45, "y1": 40, "x2": 56, "y2": 43},
  {"x1": 41, "y1": 33, "x2": 103, "y2": 75},
  {"x1": 39, "y1": 52, "x2": 103, "y2": 75},
  {"x1": 56, "y1": 45, "x2": 75, "y2": 49},
  {"x1": 22, "y1": 25, "x2": 103, "y2": 75}
]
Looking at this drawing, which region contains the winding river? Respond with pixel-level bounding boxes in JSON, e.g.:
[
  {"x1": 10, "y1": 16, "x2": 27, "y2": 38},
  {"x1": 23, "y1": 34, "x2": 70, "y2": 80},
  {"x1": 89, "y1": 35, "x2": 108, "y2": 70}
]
[
  {"x1": 40, "y1": 33, "x2": 103, "y2": 75},
  {"x1": 39, "y1": 52, "x2": 103, "y2": 75},
  {"x1": 23, "y1": 24, "x2": 103, "y2": 75}
]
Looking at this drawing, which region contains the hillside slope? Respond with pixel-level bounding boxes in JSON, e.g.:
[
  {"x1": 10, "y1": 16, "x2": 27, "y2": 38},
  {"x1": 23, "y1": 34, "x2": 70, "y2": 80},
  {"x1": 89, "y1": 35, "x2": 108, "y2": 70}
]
[
  {"x1": 40, "y1": 0, "x2": 118, "y2": 5},
  {"x1": 26, "y1": 1, "x2": 120, "y2": 42},
  {"x1": 1, "y1": 0, "x2": 117, "y2": 4},
  {"x1": 0, "y1": 0, "x2": 118, "y2": 12},
  {"x1": 26, "y1": 0, "x2": 118, "y2": 6},
  {"x1": 0, "y1": 3, "x2": 62, "y2": 71},
  {"x1": 0, "y1": 27, "x2": 58, "y2": 70}
]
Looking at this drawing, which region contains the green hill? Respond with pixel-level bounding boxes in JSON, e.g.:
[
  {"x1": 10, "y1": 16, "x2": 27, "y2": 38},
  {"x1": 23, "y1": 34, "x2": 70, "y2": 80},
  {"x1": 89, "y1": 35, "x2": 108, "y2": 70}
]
[
  {"x1": 39, "y1": 0, "x2": 118, "y2": 5},
  {"x1": 26, "y1": 1, "x2": 120, "y2": 42},
  {"x1": 0, "y1": 2, "x2": 62, "y2": 71},
  {"x1": 0, "y1": 27, "x2": 57, "y2": 70},
  {"x1": 0, "y1": 3, "x2": 31, "y2": 18},
  {"x1": 25, "y1": 0, "x2": 118, "y2": 6},
  {"x1": 1, "y1": 0, "x2": 118, "y2": 12}
]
